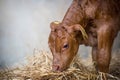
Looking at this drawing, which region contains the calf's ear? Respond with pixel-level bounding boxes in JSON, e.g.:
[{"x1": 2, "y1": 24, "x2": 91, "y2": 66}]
[
  {"x1": 50, "y1": 21, "x2": 60, "y2": 32},
  {"x1": 64, "y1": 24, "x2": 88, "y2": 40}
]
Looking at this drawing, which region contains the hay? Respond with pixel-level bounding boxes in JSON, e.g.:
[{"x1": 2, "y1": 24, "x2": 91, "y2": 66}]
[{"x1": 0, "y1": 49, "x2": 120, "y2": 80}]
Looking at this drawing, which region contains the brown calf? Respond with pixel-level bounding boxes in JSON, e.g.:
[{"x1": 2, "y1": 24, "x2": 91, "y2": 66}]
[{"x1": 48, "y1": 0, "x2": 120, "y2": 74}]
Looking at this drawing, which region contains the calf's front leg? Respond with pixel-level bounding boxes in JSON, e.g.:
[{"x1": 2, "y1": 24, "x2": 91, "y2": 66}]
[
  {"x1": 97, "y1": 25, "x2": 114, "y2": 73},
  {"x1": 92, "y1": 46, "x2": 98, "y2": 72},
  {"x1": 96, "y1": 25, "x2": 115, "y2": 80}
]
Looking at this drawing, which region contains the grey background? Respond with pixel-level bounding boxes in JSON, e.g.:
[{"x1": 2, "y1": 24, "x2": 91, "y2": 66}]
[{"x1": 0, "y1": 0, "x2": 120, "y2": 68}]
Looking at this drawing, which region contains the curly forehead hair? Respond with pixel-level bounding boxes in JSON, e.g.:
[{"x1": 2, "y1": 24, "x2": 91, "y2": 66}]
[{"x1": 53, "y1": 27, "x2": 68, "y2": 39}]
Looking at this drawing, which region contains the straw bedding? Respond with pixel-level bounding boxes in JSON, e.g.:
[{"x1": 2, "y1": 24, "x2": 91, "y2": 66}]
[{"x1": 0, "y1": 49, "x2": 119, "y2": 80}]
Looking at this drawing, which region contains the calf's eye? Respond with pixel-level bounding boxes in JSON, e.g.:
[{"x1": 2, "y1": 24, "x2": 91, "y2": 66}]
[{"x1": 63, "y1": 44, "x2": 69, "y2": 48}]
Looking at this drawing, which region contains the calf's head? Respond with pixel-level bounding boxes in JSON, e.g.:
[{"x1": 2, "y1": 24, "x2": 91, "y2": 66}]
[{"x1": 48, "y1": 21, "x2": 88, "y2": 72}]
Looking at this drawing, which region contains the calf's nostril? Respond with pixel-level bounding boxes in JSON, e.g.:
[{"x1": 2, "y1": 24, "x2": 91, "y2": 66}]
[
  {"x1": 52, "y1": 65, "x2": 60, "y2": 72},
  {"x1": 56, "y1": 65, "x2": 59, "y2": 70}
]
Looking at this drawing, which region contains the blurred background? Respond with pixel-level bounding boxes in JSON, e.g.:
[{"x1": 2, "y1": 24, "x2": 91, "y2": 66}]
[{"x1": 0, "y1": 0, "x2": 120, "y2": 69}]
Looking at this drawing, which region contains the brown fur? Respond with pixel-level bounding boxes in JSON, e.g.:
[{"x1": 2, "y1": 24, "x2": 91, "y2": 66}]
[{"x1": 48, "y1": 0, "x2": 120, "y2": 77}]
